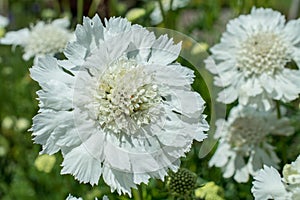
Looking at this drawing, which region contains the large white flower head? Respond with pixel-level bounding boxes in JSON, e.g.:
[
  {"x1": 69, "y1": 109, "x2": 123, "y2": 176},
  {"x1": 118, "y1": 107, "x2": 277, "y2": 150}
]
[
  {"x1": 29, "y1": 15, "x2": 209, "y2": 196},
  {"x1": 150, "y1": 0, "x2": 190, "y2": 25},
  {"x1": 0, "y1": 17, "x2": 73, "y2": 61},
  {"x1": 252, "y1": 156, "x2": 300, "y2": 200},
  {"x1": 205, "y1": 7, "x2": 300, "y2": 110},
  {"x1": 209, "y1": 105, "x2": 294, "y2": 182}
]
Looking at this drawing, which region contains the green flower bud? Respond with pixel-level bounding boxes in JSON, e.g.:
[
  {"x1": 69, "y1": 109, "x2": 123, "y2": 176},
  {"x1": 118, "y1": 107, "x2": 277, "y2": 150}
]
[{"x1": 168, "y1": 168, "x2": 197, "y2": 196}]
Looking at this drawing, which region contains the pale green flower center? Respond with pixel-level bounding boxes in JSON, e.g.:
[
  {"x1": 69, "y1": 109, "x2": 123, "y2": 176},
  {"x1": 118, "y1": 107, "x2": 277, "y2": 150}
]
[
  {"x1": 95, "y1": 57, "x2": 161, "y2": 134},
  {"x1": 228, "y1": 117, "x2": 268, "y2": 147},
  {"x1": 283, "y1": 163, "x2": 300, "y2": 185},
  {"x1": 237, "y1": 32, "x2": 292, "y2": 76}
]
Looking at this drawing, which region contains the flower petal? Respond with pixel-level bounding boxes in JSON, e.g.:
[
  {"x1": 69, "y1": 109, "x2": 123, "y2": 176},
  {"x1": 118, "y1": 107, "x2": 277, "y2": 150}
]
[
  {"x1": 61, "y1": 133, "x2": 104, "y2": 185},
  {"x1": 252, "y1": 165, "x2": 288, "y2": 200}
]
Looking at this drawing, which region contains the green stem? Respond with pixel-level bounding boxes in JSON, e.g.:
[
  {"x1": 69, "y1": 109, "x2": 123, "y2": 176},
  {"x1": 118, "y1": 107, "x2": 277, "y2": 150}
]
[
  {"x1": 158, "y1": 0, "x2": 166, "y2": 24},
  {"x1": 276, "y1": 101, "x2": 286, "y2": 163},
  {"x1": 138, "y1": 184, "x2": 144, "y2": 200},
  {"x1": 253, "y1": 0, "x2": 257, "y2": 6},
  {"x1": 169, "y1": 0, "x2": 174, "y2": 10},
  {"x1": 276, "y1": 101, "x2": 281, "y2": 119},
  {"x1": 88, "y1": 0, "x2": 102, "y2": 16},
  {"x1": 77, "y1": 0, "x2": 84, "y2": 24},
  {"x1": 167, "y1": 0, "x2": 177, "y2": 29},
  {"x1": 53, "y1": 0, "x2": 61, "y2": 15},
  {"x1": 133, "y1": 184, "x2": 144, "y2": 200}
]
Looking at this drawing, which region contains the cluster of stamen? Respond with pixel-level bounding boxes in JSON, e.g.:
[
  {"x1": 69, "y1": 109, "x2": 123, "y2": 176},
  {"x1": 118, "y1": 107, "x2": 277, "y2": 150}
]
[
  {"x1": 228, "y1": 116, "x2": 268, "y2": 147},
  {"x1": 26, "y1": 24, "x2": 70, "y2": 55},
  {"x1": 236, "y1": 32, "x2": 292, "y2": 76},
  {"x1": 95, "y1": 57, "x2": 161, "y2": 134}
]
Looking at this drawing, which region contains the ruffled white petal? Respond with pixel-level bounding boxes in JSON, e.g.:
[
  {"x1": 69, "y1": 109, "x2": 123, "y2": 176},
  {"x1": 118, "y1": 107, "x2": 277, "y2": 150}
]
[
  {"x1": 234, "y1": 155, "x2": 249, "y2": 182},
  {"x1": 283, "y1": 19, "x2": 300, "y2": 45},
  {"x1": 84, "y1": 33, "x2": 131, "y2": 71},
  {"x1": 147, "y1": 63, "x2": 194, "y2": 88},
  {"x1": 31, "y1": 110, "x2": 74, "y2": 154},
  {"x1": 61, "y1": 133, "x2": 104, "y2": 185},
  {"x1": 126, "y1": 27, "x2": 155, "y2": 62},
  {"x1": 217, "y1": 86, "x2": 238, "y2": 104},
  {"x1": 64, "y1": 42, "x2": 87, "y2": 66},
  {"x1": 148, "y1": 34, "x2": 181, "y2": 65},
  {"x1": 209, "y1": 142, "x2": 233, "y2": 168},
  {"x1": 252, "y1": 165, "x2": 288, "y2": 200},
  {"x1": 30, "y1": 56, "x2": 74, "y2": 87},
  {"x1": 0, "y1": 28, "x2": 29, "y2": 46},
  {"x1": 249, "y1": 7, "x2": 285, "y2": 32},
  {"x1": 52, "y1": 17, "x2": 70, "y2": 28},
  {"x1": 166, "y1": 89, "x2": 205, "y2": 118},
  {"x1": 66, "y1": 194, "x2": 83, "y2": 200},
  {"x1": 0, "y1": 15, "x2": 8, "y2": 28},
  {"x1": 36, "y1": 80, "x2": 73, "y2": 111},
  {"x1": 104, "y1": 17, "x2": 132, "y2": 39}
]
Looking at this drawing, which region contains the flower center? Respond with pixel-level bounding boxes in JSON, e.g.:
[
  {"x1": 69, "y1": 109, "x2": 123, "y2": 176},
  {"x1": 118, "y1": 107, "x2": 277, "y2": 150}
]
[
  {"x1": 95, "y1": 56, "x2": 161, "y2": 134},
  {"x1": 237, "y1": 32, "x2": 292, "y2": 76},
  {"x1": 283, "y1": 164, "x2": 300, "y2": 185},
  {"x1": 25, "y1": 24, "x2": 70, "y2": 55},
  {"x1": 228, "y1": 117, "x2": 268, "y2": 147}
]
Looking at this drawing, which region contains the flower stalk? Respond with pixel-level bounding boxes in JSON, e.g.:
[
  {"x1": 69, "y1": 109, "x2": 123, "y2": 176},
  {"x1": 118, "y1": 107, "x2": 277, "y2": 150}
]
[
  {"x1": 157, "y1": 0, "x2": 166, "y2": 23},
  {"x1": 77, "y1": 0, "x2": 83, "y2": 24}
]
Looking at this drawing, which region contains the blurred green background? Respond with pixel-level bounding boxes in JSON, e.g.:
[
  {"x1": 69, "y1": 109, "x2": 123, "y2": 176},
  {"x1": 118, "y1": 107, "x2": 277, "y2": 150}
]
[{"x1": 0, "y1": 0, "x2": 299, "y2": 199}]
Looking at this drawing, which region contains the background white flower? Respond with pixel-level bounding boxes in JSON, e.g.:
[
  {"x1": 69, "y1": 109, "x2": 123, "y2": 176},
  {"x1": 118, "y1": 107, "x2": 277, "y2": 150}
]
[
  {"x1": 0, "y1": 17, "x2": 73, "y2": 61},
  {"x1": 0, "y1": 14, "x2": 9, "y2": 38},
  {"x1": 205, "y1": 7, "x2": 300, "y2": 110},
  {"x1": 0, "y1": 15, "x2": 8, "y2": 28},
  {"x1": 251, "y1": 165, "x2": 289, "y2": 200},
  {"x1": 252, "y1": 156, "x2": 300, "y2": 200},
  {"x1": 283, "y1": 155, "x2": 300, "y2": 185},
  {"x1": 150, "y1": 0, "x2": 190, "y2": 25},
  {"x1": 209, "y1": 105, "x2": 294, "y2": 182},
  {"x1": 66, "y1": 194, "x2": 83, "y2": 200},
  {"x1": 30, "y1": 15, "x2": 209, "y2": 196},
  {"x1": 66, "y1": 194, "x2": 101, "y2": 200}
]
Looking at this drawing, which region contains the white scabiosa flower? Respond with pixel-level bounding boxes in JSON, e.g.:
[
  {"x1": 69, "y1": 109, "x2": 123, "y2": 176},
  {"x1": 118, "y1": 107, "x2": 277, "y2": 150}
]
[
  {"x1": 66, "y1": 194, "x2": 83, "y2": 200},
  {"x1": 252, "y1": 156, "x2": 300, "y2": 200},
  {"x1": 30, "y1": 15, "x2": 209, "y2": 196},
  {"x1": 0, "y1": 15, "x2": 8, "y2": 38},
  {"x1": 0, "y1": 15, "x2": 8, "y2": 28},
  {"x1": 205, "y1": 7, "x2": 300, "y2": 110},
  {"x1": 209, "y1": 105, "x2": 294, "y2": 183},
  {"x1": 102, "y1": 196, "x2": 109, "y2": 200},
  {"x1": 0, "y1": 17, "x2": 73, "y2": 61},
  {"x1": 252, "y1": 165, "x2": 289, "y2": 200},
  {"x1": 283, "y1": 155, "x2": 300, "y2": 186},
  {"x1": 150, "y1": 0, "x2": 190, "y2": 25},
  {"x1": 66, "y1": 194, "x2": 101, "y2": 200}
]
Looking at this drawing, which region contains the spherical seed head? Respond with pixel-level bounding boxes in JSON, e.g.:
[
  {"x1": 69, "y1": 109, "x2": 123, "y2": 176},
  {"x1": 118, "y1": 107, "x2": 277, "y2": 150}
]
[{"x1": 168, "y1": 168, "x2": 197, "y2": 195}]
